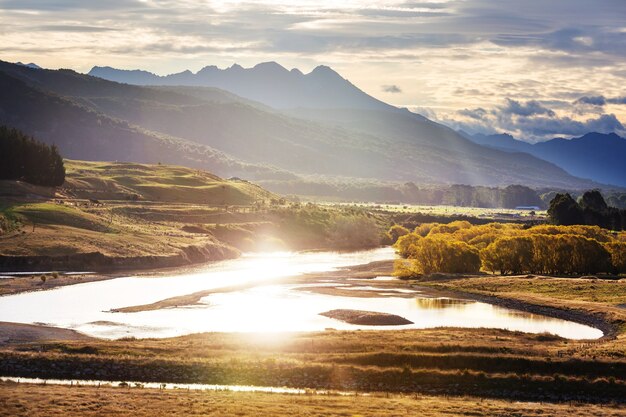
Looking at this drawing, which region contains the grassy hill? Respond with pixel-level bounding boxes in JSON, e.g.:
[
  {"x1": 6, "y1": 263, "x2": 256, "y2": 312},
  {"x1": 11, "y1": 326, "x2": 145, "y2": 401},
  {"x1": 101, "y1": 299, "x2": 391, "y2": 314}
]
[
  {"x1": 0, "y1": 161, "x2": 279, "y2": 270},
  {"x1": 0, "y1": 160, "x2": 384, "y2": 271},
  {"x1": 63, "y1": 161, "x2": 273, "y2": 205}
]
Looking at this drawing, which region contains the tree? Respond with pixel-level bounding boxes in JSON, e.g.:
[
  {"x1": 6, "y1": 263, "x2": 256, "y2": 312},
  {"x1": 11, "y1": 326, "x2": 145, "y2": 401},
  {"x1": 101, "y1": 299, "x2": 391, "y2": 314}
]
[
  {"x1": 386, "y1": 224, "x2": 410, "y2": 244},
  {"x1": 501, "y1": 185, "x2": 543, "y2": 209},
  {"x1": 393, "y1": 232, "x2": 421, "y2": 258},
  {"x1": 579, "y1": 190, "x2": 608, "y2": 212},
  {"x1": 547, "y1": 193, "x2": 584, "y2": 226},
  {"x1": 604, "y1": 242, "x2": 626, "y2": 274},
  {"x1": 481, "y1": 236, "x2": 533, "y2": 275},
  {"x1": 0, "y1": 125, "x2": 65, "y2": 186},
  {"x1": 400, "y1": 236, "x2": 480, "y2": 274}
]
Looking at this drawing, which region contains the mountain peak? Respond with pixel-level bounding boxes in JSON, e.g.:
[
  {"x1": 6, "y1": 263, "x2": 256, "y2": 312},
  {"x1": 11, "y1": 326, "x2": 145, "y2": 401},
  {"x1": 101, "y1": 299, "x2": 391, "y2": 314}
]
[
  {"x1": 253, "y1": 61, "x2": 288, "y2": 72},
  {"x1": 310, "y1": 65, "x2": 340, "y2": 77},
  {"x1": 197, "y1": 65, "x2": 219, "y2": 75}
]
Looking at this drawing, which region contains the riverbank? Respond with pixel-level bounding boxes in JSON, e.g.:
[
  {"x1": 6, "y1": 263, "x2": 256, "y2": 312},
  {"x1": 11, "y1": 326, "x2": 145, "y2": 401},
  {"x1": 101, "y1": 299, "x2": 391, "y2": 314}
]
[
  {"x1": 418, "y1": 275, "x2": 626, "y2": 341},
  {"x1": 0, "y1": 322, "x2": 93, "y2": 345},
  {"x1": 1, "y1": 327, "x2": 625, "y2": 403}
]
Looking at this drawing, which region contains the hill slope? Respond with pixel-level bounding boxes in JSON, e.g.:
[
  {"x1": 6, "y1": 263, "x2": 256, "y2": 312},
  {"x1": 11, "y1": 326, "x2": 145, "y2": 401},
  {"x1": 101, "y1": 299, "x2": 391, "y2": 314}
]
[
  {"x1": 465, "y1": 132, "x2": 626, "y2": 188},
  {"x1": 0, "y1": 68, "x2": 288, "y2": 181}
]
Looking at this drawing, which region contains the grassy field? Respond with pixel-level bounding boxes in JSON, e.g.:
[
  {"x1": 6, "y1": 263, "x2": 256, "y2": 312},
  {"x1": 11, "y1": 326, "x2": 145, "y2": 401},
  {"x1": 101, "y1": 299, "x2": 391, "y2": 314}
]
[
  {"x1": 2, "y1": 325, "x2": 625, "y2": 402},
  {"x1": 2, "y1": 382, "x2": 624, "y2": 417},
  {"x1": 328, "y1": 202, "x2": 546, "y2": 220}
]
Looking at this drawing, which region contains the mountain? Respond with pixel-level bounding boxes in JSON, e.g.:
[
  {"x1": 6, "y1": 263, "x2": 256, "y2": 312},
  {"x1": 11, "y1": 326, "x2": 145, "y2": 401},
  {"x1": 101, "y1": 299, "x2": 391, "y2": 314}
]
[
  {"x1": 89, "y1": 62, "x2": 393, "y2": 111},
  {"x1": 16, "y1": 62, "x2": 41, "y2": 69},
  {"x1": 0, "y1": 60, "x2": 601, "y2": 190},
  {"x1": 0, "y1": 68, "x2": 287, "y2": 180},
  {"x1": 464, "y1": 131, "x2": 626, "y2": 188}
]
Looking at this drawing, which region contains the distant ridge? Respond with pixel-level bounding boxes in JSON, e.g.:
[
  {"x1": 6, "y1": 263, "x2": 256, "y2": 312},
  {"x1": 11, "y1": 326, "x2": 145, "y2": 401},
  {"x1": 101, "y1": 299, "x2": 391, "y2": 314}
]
[
  {"x1": 89, "y1": 62, "x2": 394, "y2": 110},
  {"x1": 464, "y1": 131, "x2": 626, "y2": 188},
  {"x1": 15, "y1": 62, "x2": 41, "y2": 69}
]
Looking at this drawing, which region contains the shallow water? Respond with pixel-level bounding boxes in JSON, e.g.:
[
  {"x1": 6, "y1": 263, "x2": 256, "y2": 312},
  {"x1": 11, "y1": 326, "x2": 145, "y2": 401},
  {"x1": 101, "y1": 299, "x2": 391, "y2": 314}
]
[
  {"x1": 0, "y1": 377, "x2": 312, "y2": 395},
  {"x1": 0, "y1": 248, "x2": 603, "y2": 339}
]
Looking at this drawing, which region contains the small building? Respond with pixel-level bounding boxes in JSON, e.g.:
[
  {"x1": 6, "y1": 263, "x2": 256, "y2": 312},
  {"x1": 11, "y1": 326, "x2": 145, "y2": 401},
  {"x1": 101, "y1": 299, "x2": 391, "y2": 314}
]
[{"x1": 515, "y1": 206, "x2": 541, "y2": 211}]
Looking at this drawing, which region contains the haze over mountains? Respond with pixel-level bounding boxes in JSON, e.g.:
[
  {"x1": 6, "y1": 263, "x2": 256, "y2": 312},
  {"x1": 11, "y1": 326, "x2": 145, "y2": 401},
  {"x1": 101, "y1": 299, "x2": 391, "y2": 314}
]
[
  {"x1": 89, "y1": 63, "x2": 392, "y2": 111},
  {"x1": 0, "y1": 59, "x2": 617, "y2": 194},
  {"x1": 464, "y1": 132, "x2": 626, "y2": 188}
]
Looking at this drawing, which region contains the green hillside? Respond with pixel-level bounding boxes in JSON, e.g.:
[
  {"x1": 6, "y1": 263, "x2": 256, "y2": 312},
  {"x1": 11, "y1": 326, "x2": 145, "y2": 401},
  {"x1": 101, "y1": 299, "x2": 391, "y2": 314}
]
[{"x1": 64, "y1": 160, "x2": 274, "y2": 205}]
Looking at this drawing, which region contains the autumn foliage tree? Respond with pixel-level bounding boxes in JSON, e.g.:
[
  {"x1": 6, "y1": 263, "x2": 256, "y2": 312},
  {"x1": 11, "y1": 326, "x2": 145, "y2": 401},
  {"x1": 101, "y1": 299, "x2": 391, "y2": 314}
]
[{"x1": 394, "y1": 221, "x2": 623, "y2": 277}]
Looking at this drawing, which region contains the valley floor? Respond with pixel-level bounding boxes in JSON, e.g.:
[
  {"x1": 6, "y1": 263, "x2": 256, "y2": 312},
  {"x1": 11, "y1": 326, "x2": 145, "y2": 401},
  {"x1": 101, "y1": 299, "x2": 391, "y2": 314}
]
[{"x1": 1, "y1": 266, "x2": 625, "y2": 406}]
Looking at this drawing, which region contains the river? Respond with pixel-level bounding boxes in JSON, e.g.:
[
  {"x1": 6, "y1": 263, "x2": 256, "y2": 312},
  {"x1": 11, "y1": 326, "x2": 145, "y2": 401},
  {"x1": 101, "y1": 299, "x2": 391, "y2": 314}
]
[{"x1": 0, "y1": 248, "x2": 603, "y2": 339}]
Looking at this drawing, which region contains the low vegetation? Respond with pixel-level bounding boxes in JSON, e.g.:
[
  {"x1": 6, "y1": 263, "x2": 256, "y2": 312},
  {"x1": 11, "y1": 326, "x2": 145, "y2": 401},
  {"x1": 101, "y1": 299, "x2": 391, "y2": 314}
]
[{"x1": 2, "y1": 327, "x2": 626, "y2": 403}]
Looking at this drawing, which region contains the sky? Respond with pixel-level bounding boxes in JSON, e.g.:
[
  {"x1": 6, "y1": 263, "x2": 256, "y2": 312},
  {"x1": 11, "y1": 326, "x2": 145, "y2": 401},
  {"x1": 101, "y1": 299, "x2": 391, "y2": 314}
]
[{"x1": 1, "y1": 0, "x2": 625, "y2": 141}]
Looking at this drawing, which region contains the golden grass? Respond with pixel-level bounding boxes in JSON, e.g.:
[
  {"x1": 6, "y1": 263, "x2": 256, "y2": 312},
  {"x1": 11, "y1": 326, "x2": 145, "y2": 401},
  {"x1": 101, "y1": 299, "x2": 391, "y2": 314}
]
[{"x1": 2, "y1": 382, "x2": 624, "y2": 417}]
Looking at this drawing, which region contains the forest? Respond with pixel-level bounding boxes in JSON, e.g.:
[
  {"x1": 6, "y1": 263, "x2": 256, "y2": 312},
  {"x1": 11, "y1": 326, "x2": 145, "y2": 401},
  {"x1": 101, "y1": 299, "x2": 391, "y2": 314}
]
[{"x1": 0, "y1": 125, "x2": 65, "y2": 186}]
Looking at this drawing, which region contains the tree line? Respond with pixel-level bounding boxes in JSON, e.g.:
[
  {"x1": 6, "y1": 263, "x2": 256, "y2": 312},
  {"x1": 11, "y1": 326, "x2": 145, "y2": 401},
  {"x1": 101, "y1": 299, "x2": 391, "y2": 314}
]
[
  {"x1": 548, "y1": 190, "x2": 626, "y2": 231},
  {"x1": 390, "y1": 221, "x2": 626, "y2": 277},
  {"x1": 0, "y1": 125, "x2": 65, "y2": 186}
]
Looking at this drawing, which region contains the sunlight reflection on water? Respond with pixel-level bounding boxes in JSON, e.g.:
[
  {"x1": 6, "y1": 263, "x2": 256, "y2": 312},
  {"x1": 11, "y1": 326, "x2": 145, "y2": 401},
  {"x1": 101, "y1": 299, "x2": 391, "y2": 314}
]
[{"x1": 0, "y1": 247, "x2": 603, "y2": 340}]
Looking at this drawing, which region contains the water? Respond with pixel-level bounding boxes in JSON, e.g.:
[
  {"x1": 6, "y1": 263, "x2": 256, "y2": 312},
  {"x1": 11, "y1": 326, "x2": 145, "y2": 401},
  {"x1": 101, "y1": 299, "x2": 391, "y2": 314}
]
[
  {"x1": 0, "y1": 248, "x2": 603, "y2": 339},
  {"x1": 0, "y1": 377, "x2": 312, "y2": 395}
]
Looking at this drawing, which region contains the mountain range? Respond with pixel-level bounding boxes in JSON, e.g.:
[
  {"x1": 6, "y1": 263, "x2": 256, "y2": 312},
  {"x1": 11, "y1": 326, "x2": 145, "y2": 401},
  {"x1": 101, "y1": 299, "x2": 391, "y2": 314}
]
[
  {"x1": 0, "y1": 59, "x2": 612, "y2": 193},
  {"x1": 463, "y1": 132, "x2": 626, "y2": 188},
  {"x1": 89, "y1": 63, "x2": 392, "y2": 111}
]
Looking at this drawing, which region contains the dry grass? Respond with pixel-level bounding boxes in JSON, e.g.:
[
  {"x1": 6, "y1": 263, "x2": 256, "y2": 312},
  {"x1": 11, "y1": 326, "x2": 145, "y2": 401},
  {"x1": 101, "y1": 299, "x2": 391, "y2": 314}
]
[{"x1": 1, "y1": 382, "x2": 624, "y2": 417}]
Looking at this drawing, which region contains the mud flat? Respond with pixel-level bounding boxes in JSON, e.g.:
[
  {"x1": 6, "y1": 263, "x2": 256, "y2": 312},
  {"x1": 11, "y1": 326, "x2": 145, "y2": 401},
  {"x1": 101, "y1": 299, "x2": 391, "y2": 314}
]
[{"x1": 320, "y1": 309, "x2": 413, "y2": 325}]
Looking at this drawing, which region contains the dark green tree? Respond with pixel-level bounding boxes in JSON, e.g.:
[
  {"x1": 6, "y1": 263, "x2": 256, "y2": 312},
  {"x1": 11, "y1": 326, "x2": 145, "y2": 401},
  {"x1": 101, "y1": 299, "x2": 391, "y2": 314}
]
[
  {"x1": 0, "y1": 125, "x2": 65, "y2": 186},
  {"x1": 547, "y1": 193, "x2": 584, "y2": 226},
  {"x1": 579, "y1": 190, "x2": 608, "y2": 212}
]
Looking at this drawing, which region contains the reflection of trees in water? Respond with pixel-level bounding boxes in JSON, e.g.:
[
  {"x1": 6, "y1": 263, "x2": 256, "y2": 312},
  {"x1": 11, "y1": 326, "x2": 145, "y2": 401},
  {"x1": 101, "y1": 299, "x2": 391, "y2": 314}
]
[{"x1": 414, "y1": 298, "x2": 472, "y2": 309}]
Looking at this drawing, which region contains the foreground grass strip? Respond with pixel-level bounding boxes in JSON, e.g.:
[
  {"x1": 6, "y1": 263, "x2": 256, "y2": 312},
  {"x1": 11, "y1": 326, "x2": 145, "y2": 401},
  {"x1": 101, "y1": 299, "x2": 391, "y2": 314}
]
[
  {"x1": 1, "y1": 381, "x2": 625, "y2": 417},
  {"x1": 1, "y1": 352, "x2": 625, "y2": 402}
]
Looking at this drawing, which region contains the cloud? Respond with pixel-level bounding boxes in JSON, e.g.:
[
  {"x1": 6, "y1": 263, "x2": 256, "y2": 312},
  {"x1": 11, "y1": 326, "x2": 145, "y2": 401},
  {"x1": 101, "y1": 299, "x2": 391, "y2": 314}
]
[
  {"x1": 575, "y1": 96, "x2": 606, "y2": 106},
  {"x1": 608, "y1": 96, "x2": 626, "y2": 105},
  {"x1": 440, "y1": 97, "x2": 625, "y2": 141},
  {"x1": 501, "y1": 99, "x2": 555, "y2": 117},
  {"x1": 1, "y1": 0, "x2": 625, "y2": 135},
  {"x1": 458, "y1": 108, "x2": 488, "y2": 119},
  {"x1": 382, "y1": 84, "x2": 402, "y2": 93}
]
